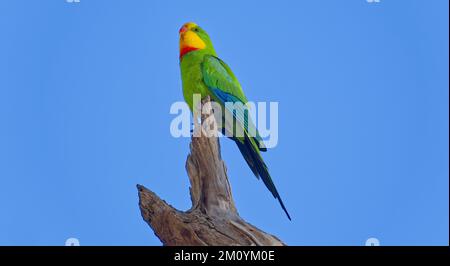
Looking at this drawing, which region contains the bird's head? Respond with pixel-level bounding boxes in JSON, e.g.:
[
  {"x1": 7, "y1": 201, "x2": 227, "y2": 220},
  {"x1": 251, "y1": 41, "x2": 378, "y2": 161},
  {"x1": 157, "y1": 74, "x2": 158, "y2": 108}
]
[{"x1": 179, "y1": 22, "x2": 215, "y2": 60}]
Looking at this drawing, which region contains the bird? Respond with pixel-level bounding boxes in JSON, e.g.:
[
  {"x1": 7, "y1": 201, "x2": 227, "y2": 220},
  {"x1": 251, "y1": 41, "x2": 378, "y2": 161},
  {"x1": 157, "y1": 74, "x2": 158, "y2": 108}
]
[{"x1": 179, "y1": 22, "x2": 291, "y2": 220}]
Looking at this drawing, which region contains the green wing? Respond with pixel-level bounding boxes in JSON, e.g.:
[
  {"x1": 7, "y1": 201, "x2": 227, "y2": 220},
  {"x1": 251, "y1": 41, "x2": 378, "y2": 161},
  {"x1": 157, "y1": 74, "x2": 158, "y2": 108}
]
[
  {"x1": 202, "y1": 55, "x2": 248, "y2": 103},
  {"x1": 201, "y1": 55, "x2": 265, "y2": 150},
  {"x1": 200, "y1": 55, "x2": 291, "y2": 220}
]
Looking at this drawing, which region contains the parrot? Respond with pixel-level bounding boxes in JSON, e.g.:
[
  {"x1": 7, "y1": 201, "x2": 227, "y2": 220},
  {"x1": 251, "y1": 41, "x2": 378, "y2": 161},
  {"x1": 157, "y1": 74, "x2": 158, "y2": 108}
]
[{"x1": 178, "y1": 22, "x2": 291, "y2": 220}]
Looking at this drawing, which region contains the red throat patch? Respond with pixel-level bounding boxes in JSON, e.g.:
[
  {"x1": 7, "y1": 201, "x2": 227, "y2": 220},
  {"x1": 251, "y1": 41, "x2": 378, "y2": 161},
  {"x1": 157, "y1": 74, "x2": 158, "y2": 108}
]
[{"x1": 180, "y1": 46, "x2": 199, "y2": 59}]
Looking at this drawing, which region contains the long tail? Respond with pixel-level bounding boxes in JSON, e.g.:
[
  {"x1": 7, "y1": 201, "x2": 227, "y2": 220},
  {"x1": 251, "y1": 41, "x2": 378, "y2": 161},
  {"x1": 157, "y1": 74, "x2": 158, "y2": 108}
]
[{"x1": 235, "y1": 133, "x2": 291, "y2": 220}]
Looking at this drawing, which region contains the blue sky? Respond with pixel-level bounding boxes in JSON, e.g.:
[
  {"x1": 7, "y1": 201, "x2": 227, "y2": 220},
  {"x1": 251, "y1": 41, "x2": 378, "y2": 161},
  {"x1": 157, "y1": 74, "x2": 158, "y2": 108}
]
[{"x1": 0, "y1": 0, "x2": 448, "y2": 246}]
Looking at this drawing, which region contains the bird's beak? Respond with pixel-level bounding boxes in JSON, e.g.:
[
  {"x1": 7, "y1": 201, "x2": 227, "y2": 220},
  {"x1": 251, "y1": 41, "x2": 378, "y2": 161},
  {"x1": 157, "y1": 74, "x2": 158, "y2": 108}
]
[{"x1": 179, "y1": 25, "x2": 188, "y2": 34}]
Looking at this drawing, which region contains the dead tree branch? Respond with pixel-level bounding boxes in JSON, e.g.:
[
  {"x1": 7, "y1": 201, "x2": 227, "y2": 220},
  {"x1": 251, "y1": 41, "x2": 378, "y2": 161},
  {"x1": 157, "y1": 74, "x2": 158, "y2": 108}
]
[{"x1": 137, "y1": 97, "x2": 285, "y2": 246}]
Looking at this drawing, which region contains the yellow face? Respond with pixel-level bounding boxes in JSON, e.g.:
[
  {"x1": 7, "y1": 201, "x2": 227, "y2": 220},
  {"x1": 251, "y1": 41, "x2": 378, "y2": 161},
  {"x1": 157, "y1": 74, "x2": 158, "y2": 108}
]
[{"x1": 179, "y1": 22, "x2": 206, "y2": 57}]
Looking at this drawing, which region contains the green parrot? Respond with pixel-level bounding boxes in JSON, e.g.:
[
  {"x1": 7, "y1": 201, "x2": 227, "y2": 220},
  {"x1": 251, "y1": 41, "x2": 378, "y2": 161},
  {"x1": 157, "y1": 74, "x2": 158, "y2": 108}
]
[{"x1": 179, "y1": 22, "x2": 291, "y2": 220}]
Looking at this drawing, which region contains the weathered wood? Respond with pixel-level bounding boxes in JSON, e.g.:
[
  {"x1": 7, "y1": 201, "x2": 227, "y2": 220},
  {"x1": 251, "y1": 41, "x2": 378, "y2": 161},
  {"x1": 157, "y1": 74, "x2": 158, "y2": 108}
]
[{"x1": 137, "y1": 97, "x2": 285, "y2": 246}]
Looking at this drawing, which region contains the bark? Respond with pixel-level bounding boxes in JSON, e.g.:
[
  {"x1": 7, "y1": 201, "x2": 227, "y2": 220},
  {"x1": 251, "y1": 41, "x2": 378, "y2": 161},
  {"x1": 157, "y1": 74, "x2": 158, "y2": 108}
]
[{"x1": 137, "y1": 97, "x2": 285, "y2": 246}]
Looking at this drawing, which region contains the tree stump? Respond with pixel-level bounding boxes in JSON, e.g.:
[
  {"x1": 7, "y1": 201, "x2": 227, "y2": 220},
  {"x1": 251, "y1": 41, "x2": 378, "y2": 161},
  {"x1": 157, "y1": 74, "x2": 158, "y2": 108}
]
[{"x1": 137, "y1": 97, "x2": 285, "y2": 246}]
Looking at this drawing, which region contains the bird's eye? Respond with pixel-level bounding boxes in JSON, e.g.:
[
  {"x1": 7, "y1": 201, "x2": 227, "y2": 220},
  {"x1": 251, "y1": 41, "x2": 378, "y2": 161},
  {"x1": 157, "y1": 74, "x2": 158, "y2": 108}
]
[{"x1": 193, "y1": 28, "x2": 199, "y2": 32}]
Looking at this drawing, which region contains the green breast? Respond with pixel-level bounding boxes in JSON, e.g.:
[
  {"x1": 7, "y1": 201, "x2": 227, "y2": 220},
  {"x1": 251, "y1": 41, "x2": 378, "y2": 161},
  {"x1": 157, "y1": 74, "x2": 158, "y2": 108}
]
[{"x1": 180, "y1": 50, "x2": 210, "y2": 110}]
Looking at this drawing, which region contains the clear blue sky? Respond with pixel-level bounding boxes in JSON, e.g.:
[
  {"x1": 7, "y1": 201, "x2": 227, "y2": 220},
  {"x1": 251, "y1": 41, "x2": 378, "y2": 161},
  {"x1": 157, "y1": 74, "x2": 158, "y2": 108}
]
[{"x1": 0, "y1": 0, "x2": 448, "y2": 246}]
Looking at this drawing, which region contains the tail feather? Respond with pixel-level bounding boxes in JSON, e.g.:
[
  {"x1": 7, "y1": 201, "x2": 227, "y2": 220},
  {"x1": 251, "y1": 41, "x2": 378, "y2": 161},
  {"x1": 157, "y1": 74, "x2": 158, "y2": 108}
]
[{"x1": 235, "y1": 134, "x2": 291, "y2": 220}]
